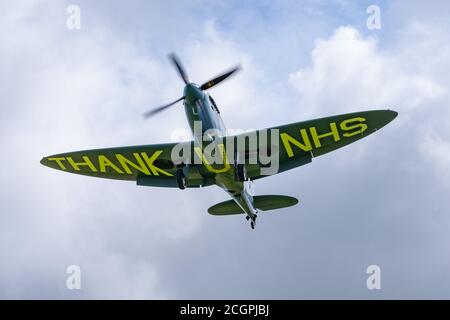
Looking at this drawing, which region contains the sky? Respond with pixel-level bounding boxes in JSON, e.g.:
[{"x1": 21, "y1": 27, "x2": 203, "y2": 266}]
[{"x1": 1, "y1": 0, "x2": 450, "y2": 299}]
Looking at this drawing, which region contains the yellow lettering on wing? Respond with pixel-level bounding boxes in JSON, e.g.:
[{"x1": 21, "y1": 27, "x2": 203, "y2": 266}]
[
  {"x1": 141, "y1": 151, "x2": 173, "y2": 177},
  {"x1": 115, "y1": 153, "x2": 150, "y2": 175},
  {"x1": 67, "y1": 156, "x2": 97, "y2": 172},
  {"x1": 310, "y1": 122, "x2": 340, "y2": 148},
  {"x1": 280, "y1": 129, "x2": 312, "y2": 158},
  {"x1": 98, "y1": 155, "x2": 124, "y2": 174},
  {"x1": 48, "y1": 157, "x2": 68, "y2": 170},
  {"x1": 340, "y1": 117, "x2": 368, "y2": 137},
  {"x1": 194, "y1": 144, "x2": 231, "y2": 174}
]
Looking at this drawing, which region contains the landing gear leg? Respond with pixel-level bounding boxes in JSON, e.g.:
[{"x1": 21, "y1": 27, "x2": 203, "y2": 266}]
[
  {"x1": 235, "y1": 164, "x2": 247, "y2": 182},
  {"x1": 176, "y1": 166, "x2": 187, "y2": 190},
  {"x1": 249, "y1": 214, "x2": 257, "y2": 230}
]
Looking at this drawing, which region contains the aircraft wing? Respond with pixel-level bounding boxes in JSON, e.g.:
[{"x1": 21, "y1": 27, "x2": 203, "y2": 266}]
[
  {"x1": 40, "y1": 142, "x2": 190, "y2": 188},
  {"x1": 229, "y1": 109, "x2": 397, "y2": 180},
  {"x1": 41, "y1": 110, "x2": 397, "y2": 186}
]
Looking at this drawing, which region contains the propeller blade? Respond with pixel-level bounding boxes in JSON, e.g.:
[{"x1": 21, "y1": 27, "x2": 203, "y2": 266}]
[
  {"x1": 143, "y1": 96, "x2": 185, "y2": 119},
  {"x1": 200, "y1": 65, "x2": 241, "y2": 91},
  {"x1": 169, "y1": 53, "x2": 189, "y2": 84}
]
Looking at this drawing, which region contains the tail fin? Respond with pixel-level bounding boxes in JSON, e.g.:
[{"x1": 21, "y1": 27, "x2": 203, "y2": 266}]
[{"x1": 208, "y1": 195, "x2": 299, "y2": 216}]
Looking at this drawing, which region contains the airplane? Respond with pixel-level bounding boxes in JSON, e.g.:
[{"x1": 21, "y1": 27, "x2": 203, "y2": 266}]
[{"x1": 41, "y1": 53, "x2": 398, "y2": 229}]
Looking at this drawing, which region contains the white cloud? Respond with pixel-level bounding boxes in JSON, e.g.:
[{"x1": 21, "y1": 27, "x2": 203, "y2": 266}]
[
  {"x1": 0, "y1": 0, "x2": 282, "y2": 299},
  {"x1": 420, "y1": 130, "x2": 450, "y2": 178},
  {"x1": 183, "y1": 20, "x2": 271, "y2": 127},
  {"x1": 3, "y1": 0, "x2": 450, "y2": 299},
  {"x1": 288, "y1": 26, "x2": 444, "y2": 118},
  {"x1": 0, "y1": 0, "x2": 209, "y2": 298}
]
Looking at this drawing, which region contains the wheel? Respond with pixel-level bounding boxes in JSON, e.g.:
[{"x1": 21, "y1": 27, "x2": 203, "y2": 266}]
[
  {"x1": 235, "y1": 164, "x2": 247, "y2": 181},
  {"x1": 176, "y1": 169, "x2": 186, "y2": 190},
  {"x1": 251, "y1": 221, "x2": 255, "y2": 229}
]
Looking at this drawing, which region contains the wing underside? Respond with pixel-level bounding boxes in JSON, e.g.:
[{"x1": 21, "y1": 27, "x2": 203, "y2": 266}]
[
  {"x1": 41, "y1": 142, "x2": 182, "y2": 186},
  {"x1": 41, "y1": 110, "x2": 397, "y2": 186},
  {"x1": 228, "y1": 109, "x2": 397, "y2": 179}
]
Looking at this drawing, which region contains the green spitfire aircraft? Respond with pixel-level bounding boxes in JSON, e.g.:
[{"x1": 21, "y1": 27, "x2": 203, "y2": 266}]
[{"x1": 41, "y1": 53, "x2": 397, "y2": 229}]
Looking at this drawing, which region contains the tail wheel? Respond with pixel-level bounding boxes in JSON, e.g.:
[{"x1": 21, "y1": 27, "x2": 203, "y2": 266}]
[
  {"x1": 176, "y1": 169, "x2": 187, "y2": 190},
  {"x1": 235, "y1": 164, "x2": 247, "y2": 181}
]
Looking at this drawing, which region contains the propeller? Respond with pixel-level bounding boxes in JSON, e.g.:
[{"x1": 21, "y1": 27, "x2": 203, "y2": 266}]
[
  {"x1": 142, "y1": 96, "x2": 185, "y2": 119},
  {"x1": 168, "y1": 53, "x2": 189, "y2": 84},
  {"x1": 143, "y1": 53, "x2": 240, "y2": 119},
  {"x1": 200, "y1": 65, "x2": 241, "y2": 90}
]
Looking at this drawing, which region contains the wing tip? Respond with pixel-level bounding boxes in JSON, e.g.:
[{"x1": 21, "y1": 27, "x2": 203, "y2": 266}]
[{"x1": 387, "y1": 109, "x2": 398, "y2": 120}]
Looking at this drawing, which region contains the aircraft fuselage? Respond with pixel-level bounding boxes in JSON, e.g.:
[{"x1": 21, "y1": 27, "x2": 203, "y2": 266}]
[{"x1": 182, "y1": 83, "x2": 258, "y2": 222}]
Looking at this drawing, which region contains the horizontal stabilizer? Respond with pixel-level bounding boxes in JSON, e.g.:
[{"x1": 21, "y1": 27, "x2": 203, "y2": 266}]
[{"x1": 208, "y1": 195, "x2": 299, "y2": 215}]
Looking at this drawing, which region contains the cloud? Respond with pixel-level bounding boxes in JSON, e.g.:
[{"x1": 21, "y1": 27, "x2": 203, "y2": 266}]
[
  {"x1": 0, "y1": 0, "x2": 207, "y2": 298},
  {"x1": 2, "y1": 0, "x2": 450, "y2": 299},
  {"x1": 0, "y1": 0, "x2": 279, "y2": 299},
  {"x1": 420, "y1": 130, "x2": 450, "y2": 178},
  {"x1": 288, "y1": 26, "x2": 443, "y2": 118}
]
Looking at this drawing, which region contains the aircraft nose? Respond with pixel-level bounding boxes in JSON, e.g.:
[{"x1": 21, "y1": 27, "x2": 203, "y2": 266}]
[{"x1": 184, "y1": 83, "x2": 203, "y2": 104}]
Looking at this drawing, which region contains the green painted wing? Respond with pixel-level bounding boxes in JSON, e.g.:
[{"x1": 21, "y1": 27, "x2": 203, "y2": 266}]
[
  {"x1": 41, "y1": 110, "x2": 397, "y2": 186},
  {"x1": 208, "y1": 195, "x2": 299, "y2": 215},
  {"x1": 40, "y1": 142, "x2": 184, "y2": 187},
  {"x1": 231, "y1": 109, "x2": 397, "y2": 179}
]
